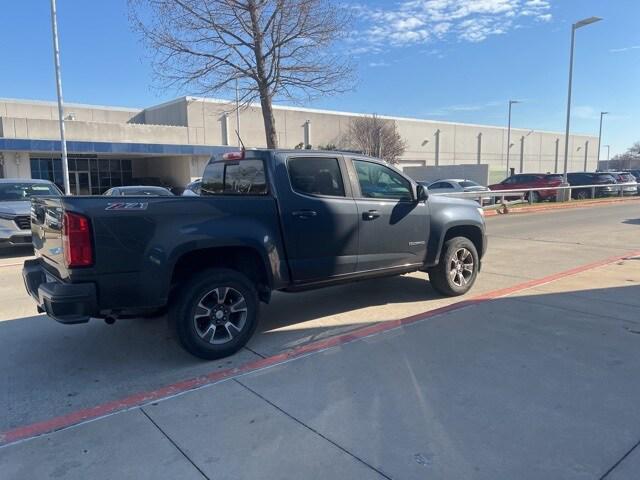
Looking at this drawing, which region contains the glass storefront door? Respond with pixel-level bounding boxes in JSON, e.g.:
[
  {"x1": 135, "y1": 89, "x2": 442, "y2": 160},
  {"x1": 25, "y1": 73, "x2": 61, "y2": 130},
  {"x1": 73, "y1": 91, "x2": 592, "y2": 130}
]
[{"x1": 69, "y1": 171, "x2": 91, "y2": 195}]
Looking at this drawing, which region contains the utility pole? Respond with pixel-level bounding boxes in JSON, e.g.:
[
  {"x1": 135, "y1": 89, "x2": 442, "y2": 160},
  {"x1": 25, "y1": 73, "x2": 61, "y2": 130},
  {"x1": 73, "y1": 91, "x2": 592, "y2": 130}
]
[
  {"x1": 596, "y1": 111, "x2": 608, "y2": 170},
  {"x1": 50, "y1": 0, "x2": 70, "y2": 194},
  {"x1": 506, "y1": 100, "x2": 520, "y2": 177}
]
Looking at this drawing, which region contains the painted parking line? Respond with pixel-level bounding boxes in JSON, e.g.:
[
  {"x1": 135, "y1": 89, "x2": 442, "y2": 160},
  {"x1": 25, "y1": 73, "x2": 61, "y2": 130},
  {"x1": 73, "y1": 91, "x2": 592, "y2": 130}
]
[{"x1": 2, "y1": 249, "x2": 639, "y2": 448}]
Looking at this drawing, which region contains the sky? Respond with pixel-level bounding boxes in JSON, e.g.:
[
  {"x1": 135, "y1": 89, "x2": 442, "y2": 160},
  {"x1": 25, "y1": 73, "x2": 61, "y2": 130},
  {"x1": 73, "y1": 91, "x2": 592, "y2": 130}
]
[{"x1": 0, "y1": 0, "x2": 638, "y2": 156}]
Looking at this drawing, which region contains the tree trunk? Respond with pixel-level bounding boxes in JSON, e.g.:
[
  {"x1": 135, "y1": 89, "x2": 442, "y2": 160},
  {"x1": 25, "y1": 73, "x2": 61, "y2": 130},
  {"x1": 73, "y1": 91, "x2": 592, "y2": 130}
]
[
  {"x1": 248, "y1": 0, "x2": 278, "y2": 149},
  {"x1": 259, "y1": 86, "x2": 278, "y2": 148}
]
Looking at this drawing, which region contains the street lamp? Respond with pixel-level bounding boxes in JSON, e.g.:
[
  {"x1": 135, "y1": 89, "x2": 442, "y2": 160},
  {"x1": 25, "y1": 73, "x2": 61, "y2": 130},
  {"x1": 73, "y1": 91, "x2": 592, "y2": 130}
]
[
  {"x1": 604, "y1": 144, "x2": 611, "y2": 170},
  {"x1": 49, "y1": 0, "x2": 71, "y2": 195},
  {"x1": 506, "y1": 100, "x2": 521, "y2": 177},
  {"x1": 562, "y1": 16, "x2": 602, "y2": 183},
  {"x1": 596, "y1": 111, "x2": 609, "y2": 171}
]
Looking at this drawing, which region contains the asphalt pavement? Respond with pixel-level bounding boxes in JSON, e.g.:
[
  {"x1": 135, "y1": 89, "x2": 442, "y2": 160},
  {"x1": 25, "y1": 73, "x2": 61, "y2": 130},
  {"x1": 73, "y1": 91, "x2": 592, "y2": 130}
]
[
  {"x1": 0, "y1": 201, "x2": 639, "y2": 452},
  {"x1": 2, "y1": 245, "x2": 639, "y2": 479}
]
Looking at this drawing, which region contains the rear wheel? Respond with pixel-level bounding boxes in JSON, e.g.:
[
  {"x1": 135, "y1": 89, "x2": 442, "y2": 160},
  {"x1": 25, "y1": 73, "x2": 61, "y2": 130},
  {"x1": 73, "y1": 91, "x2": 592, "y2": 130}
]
[
  {"x1": 575, "y1": 189, "x2": 589, "y2": 200},
  {"x1": 428, "y1": 237, "x2": 479, "y2": 296},
  {"x1": 171, "y1": 268, "x2": 259, "y2": 360},
  {"x1": 526, "y1": 191, "x2": 540, "y2": 203}
]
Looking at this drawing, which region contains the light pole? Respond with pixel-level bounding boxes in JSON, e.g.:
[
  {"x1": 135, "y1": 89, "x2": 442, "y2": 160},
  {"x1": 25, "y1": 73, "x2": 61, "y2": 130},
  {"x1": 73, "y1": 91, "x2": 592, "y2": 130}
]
[
  {"x1": 596, "y1": 111, "x2": 609, "y2": 171},
  {"x1": 506, "y1": 100, "x2": 521, "y2": 177},
  {"x1": 49, "y1": 0, "x2": 70, "y2": 194},
  {"x1": 604, "y1": 144, "x2": 611, "y2": 170},
  {"x1": 562, "y1": 16, "x2": 602, "y2": 184}
]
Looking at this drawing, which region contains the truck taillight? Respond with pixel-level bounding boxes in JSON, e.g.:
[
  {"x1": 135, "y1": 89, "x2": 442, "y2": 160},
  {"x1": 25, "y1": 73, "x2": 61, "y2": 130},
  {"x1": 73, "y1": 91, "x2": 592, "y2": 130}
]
[{"x1": 63, "y1": 212, "x2": 93, "y2": 267}]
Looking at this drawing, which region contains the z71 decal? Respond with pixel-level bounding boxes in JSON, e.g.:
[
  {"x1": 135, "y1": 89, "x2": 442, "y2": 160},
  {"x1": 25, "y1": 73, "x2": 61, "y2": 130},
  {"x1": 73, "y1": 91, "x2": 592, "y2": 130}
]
[{"x1": 105, "y1": 202, "x2": 149, "y2": 211}]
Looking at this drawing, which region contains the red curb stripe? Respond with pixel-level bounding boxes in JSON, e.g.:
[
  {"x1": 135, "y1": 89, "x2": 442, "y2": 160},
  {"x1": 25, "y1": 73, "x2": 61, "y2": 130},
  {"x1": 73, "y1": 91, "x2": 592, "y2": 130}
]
[
  {"x1": 484, "y1": 196, "x2": 640, "y2": 217},
  {"x1": 2, "y1": 249, "x2": 639, "y2": 447}
]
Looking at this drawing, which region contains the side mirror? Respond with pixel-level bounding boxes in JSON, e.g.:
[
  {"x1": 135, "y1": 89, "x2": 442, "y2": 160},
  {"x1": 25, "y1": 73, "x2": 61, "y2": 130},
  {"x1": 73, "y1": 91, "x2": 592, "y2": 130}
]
[{"x1": 416, "y1": 184, "x2": 428, "y2": 201}]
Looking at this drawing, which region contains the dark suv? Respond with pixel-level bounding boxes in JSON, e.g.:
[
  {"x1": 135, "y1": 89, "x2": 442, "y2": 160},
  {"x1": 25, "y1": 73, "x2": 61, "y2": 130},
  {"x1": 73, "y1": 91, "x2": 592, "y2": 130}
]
[
  {"x1": 488, "y1": 174, "x2": 563, "y2": 202},
  {"x1": 566, "y1": 172, "x2": 617, "y2": 199}
]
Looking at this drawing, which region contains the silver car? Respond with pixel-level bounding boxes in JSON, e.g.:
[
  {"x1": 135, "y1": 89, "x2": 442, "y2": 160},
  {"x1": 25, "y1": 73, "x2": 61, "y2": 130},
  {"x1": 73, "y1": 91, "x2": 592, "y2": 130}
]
[
  {"x1": 423, "y1": 179, "x2": 492, "y2": 205},
  {"x1": 0, "y1": 179, "x2": 62, "y2": 248}
]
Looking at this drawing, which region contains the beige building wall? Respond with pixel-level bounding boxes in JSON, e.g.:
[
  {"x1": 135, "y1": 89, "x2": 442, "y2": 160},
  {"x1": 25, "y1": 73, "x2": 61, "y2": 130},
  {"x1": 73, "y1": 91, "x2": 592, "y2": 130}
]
[{"x1": 1, "y1": 97, "x2": 599, "y2": 186}]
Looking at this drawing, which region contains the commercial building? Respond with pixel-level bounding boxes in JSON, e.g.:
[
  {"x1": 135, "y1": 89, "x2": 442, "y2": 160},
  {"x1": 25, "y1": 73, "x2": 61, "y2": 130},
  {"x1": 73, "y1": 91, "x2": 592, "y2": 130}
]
[{"x1": 0, "y1": 97, "x2": 598, "y2": 193}]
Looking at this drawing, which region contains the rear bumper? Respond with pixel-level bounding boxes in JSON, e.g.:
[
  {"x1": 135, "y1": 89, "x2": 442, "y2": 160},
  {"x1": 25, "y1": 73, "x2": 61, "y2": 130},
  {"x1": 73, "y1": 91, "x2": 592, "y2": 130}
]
[{"x1": 22, "y1": 259, "x2": 97, "y2": 324}]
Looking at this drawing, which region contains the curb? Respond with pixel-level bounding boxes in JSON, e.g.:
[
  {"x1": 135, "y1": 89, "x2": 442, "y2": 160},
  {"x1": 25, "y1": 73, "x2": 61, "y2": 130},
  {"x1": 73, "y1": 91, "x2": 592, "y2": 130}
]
[{"x1": 2, "y1": 249, "x2": 639, "y2": 448}]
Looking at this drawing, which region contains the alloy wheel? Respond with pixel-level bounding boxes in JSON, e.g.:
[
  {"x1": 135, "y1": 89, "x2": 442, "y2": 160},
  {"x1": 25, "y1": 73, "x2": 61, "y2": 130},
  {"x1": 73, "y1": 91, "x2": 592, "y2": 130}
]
[
  {"x1": 193, "y1": 287, "x2": 248, "y2": 344},
  {"x1": 449, "y1": 248, "x2": 474, "y2": 287}
]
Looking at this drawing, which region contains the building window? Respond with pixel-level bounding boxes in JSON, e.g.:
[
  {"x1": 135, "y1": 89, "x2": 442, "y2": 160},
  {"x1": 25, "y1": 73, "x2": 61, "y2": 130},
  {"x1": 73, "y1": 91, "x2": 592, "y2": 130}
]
[{"x1": 30, "y1": 156, "x2": 134, "y2": 195}]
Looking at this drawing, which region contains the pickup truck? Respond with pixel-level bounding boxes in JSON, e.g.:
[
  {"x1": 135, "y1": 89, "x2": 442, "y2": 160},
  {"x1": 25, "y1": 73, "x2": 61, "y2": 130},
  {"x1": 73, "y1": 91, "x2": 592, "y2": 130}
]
[{"x1": 23, "y1": 150, "x2": 487, "y2": 359}]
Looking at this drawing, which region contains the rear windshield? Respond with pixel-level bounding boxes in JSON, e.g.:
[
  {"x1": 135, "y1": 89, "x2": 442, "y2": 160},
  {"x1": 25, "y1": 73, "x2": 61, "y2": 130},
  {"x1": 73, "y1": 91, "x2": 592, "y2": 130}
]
[
  {"x1": 595, "y1": 174, "x2": 616, "y2": 182},
  {"x1": 0, "y1": 183, "x2": 61, "y2": 201},
  {"x1": 123, "y1": 188, "x2": 172, "y2": 196},
  {"x1": 545, "y1": 174, "x2": 564, "y2": 181},
  {"x1": 459, "y1": 181, "x2": 481, "y2": 188},
  {"x1": 201, "y1": 159, "x2": 267, "y2": 195}
]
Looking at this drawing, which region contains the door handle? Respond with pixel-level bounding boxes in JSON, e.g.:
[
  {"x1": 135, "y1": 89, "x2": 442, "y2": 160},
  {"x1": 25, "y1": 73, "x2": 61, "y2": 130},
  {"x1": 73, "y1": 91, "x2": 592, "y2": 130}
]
[
  {"x1": 362, "y1": 210, "x2": 380, "y2": 220},
  {"x1": 292, "y1": 210, "x2": 317, "y2": 219}
]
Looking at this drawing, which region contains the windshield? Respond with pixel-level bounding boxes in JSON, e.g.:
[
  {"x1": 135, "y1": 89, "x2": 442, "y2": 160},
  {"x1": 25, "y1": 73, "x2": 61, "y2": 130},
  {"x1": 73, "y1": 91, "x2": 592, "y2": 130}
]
[{"x1": 0, "y1": 182, "x2": 61, "y2": 201}]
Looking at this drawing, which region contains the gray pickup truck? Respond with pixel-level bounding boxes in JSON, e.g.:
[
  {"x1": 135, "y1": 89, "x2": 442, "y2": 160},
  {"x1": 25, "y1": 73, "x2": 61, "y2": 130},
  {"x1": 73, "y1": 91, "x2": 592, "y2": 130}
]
[{"x1": 23, "y1": 150, "x2": 487, "y2": 359}]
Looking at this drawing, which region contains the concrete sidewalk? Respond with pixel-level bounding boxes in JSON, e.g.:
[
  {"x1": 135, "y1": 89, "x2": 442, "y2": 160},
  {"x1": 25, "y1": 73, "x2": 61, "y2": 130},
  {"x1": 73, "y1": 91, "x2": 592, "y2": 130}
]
[{"x1": 2, "y1": 257, "x2": 639, "y2": 479}]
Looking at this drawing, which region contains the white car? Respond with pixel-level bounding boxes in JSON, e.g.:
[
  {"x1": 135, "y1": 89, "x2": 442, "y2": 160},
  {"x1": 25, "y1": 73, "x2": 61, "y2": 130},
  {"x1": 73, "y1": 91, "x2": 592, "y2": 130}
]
[
  {"x1": 423, "y1": 179, "x2": 492, "y2": 205},
  {"x1": 0, "y1": 179, "x2": 62, "y2": 248}
]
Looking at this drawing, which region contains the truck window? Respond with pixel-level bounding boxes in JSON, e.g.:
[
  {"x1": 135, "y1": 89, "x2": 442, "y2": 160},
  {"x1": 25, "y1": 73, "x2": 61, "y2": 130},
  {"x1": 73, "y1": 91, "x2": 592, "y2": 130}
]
[
  {"x1": 201, "y1": 160, "x2": 267, "y2": 195},
  {"x1": 288, "y1": 157, "x2": 345, "y2": 197},
  {"x1": 353, "y1": 160, "x2": 412, "y2": 201}
]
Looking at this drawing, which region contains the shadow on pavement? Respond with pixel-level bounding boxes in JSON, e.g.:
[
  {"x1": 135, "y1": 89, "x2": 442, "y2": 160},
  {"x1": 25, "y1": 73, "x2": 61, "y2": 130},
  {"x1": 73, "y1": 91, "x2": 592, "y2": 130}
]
[
  {"x1": 0, "y1": 246, "x2": 32, "y2": 260},
  {"x1": 3, "y1": 283, "x2": 640, "y2": 480}
]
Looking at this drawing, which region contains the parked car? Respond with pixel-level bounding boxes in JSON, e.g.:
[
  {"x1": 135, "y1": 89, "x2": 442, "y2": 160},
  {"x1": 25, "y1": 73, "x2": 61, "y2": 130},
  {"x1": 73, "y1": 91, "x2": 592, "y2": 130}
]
[
  {"x1": 0, "y1": 179, "x2": 62, "y2": 248},
  {"x1": 423, "y1": 179, "x2": 492, "y2": 205},
  {"x1": 23, "y1": 150, "x2": 487, "y2": 360},
  {"x1": 129, "y1": 176, "x2": 182, "y2": 195},
  {"x1": 609, "y1": 172, "x2": 638, "y2": 196},
  {"x1": 566, "y1": 172, "x2": 618, "y2": 200},
  {"x1": 182, "y1": 179, "x2": 202, "y2": 196},
  {"x1": 103, "y1": 186, "x2": 174, "y2": 196},
  {"x1": 488, "y1": 173, "x2": 563, "y2": 202}
]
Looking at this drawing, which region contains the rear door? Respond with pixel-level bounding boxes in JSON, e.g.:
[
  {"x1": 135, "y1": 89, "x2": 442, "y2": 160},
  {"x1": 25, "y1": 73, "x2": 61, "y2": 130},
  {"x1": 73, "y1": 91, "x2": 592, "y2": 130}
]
[
  {"x1": 347, "y1": 158, "x2": 428, "y2": 272},
  {"x1": 277, "y1": 155, "x2": 359, "y2": 282}
]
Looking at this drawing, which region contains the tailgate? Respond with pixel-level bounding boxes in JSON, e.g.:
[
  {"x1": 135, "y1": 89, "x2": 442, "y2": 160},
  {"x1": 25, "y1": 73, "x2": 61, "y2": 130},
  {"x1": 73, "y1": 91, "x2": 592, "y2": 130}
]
[{"x1": 30, "y1": 197, "x2": 65, "y2": 269}]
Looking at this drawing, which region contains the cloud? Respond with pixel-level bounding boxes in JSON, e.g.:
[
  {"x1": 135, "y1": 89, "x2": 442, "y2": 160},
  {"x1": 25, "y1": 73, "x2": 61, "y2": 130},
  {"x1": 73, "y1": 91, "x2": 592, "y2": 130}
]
[
  {"x1": 351, "y1": 0, "x2": 553, "y2": 51},
  {"x1": 610, "y1": 45, "x2": 640, "y2": 53},
  {"x1": 573, "y1": 105, "x2": 599, "y2": 120},
  {"x1": 425, "y1": 100, "x2": 503, "y2": 116},
  {"x1": 368, "y1": 61, "x2": 391, "y2": 68}
]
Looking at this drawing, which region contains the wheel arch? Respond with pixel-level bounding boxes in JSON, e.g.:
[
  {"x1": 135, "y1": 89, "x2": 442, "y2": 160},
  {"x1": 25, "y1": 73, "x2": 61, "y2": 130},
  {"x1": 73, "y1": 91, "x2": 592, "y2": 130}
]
[{"x1": 169, "y1": 244, "x2": 273, "y2": 303}]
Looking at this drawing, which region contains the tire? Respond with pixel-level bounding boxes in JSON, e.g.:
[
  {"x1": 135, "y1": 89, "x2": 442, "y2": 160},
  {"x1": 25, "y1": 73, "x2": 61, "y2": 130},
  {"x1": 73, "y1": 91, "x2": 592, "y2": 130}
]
[
  {"x1": 428, "y1": 237, "x2": 479, "y2": 296},
  {"x1": 526, "y1": 191, "x2": 540, "y2": 203},
  {"x1": 170, "y1": 268, "x2": 259, "y2": 360},
  {"x1": 575, "y1": 189, "x2": 589, "y2": 200}
]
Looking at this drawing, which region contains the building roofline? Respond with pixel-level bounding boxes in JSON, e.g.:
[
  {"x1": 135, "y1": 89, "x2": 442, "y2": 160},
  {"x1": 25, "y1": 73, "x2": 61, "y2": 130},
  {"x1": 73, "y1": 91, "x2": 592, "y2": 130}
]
[
  {"x1": 186, "y1": 96, "x2": 596, "y2": 138},
  {"x1": 1, "y1": 96, "x2": 596, "y2": 138},
  {"x1": 0, "y1": 97, "x2": 143, "y2": 113}
]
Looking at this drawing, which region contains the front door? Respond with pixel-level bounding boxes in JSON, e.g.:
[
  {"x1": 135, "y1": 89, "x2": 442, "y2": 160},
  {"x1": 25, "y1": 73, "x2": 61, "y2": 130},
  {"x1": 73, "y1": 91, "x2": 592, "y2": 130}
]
[
  {"x1": 69, "y1": 171, "x2": 91, "y2": 195},
  {"x1": 349, "y1": 159, "x2": 428, "y2": 272},
  {"x1": 277, "y1": 155, "x2": 359, "y2": 283}
]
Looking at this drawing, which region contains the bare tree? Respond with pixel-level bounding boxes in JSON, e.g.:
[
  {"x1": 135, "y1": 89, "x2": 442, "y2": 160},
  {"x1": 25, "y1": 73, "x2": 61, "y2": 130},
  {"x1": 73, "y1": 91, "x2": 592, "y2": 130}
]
[
  {"x1": 129, "y1": 0, "x2": 352, "y2": 148},
  {"x1": 347, "y1": 115, "x2": 407, "y2": 164}
]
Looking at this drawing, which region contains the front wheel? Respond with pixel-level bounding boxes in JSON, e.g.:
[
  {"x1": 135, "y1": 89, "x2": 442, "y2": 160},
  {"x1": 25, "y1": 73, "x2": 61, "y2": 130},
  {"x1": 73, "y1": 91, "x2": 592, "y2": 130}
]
[
  {"x1": 170, "y1": 268, "x2": 259, "y2": 360},
  {"x1": 428, "y1": 237, "x2": 479, "y2": 296}
]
